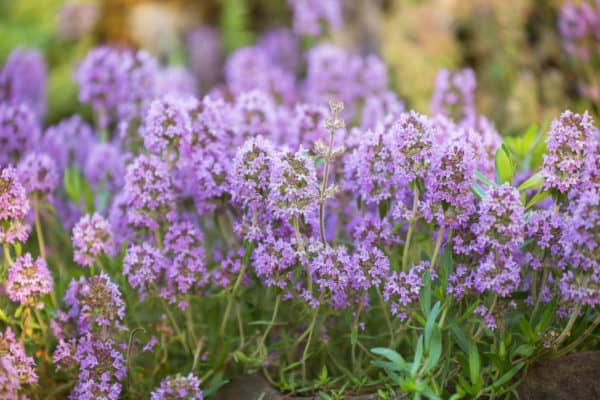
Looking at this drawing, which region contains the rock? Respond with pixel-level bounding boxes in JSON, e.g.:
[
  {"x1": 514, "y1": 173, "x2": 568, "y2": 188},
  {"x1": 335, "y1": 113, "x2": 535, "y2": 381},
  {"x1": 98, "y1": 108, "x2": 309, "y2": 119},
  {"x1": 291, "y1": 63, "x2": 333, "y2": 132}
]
[{"x1": 518, "y1": 351, "x2": 600, "y2": 400}]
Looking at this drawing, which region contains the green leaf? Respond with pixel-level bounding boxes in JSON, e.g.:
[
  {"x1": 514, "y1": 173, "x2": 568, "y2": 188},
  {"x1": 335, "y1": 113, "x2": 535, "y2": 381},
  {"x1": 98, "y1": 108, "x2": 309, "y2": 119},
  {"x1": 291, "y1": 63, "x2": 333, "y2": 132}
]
[
  {"x1": 427, "y1": 326, "x2": 442, "y2": 370},
  {"x1": 474, "y1": 170, "x2": 497, "y2": 188},
  {"x1": 535, "y1": 296, "x2": 557, "y2": 333},
  {"x1": 351, "y1": 326, "x2": 358, "y2": 346},
  {"x1": 371, "y1": 348, "x2": 408, "y2": 371},
  {"x1": 468, "y1": 343, "x2": 480, "y2": 384},
  {"x1": 526, "y1": 190, "x2": 550, "y2": 210},
  {"x1": 519, "y1": 316, "x2": 537, "y2": 343},
  {"x1": 513, "y1": 344, "x2": 534, "y2": 358},
  {"x1": 471, "y1": 182, "x2": 488, "y2": 200},
  {"x1": 425, "y1": 301, "x2": 441, "y2": 347},
  {"x1": 495, "y1": 144, "x2": 514, "y2": 184},
  {"x1": 517, "y1": 172, "x2": 544, "y2": 192},
  {"x1": 411, "y1": 336, "x2": 424, "y2": 377},
  {"x1": 491, "y1": 363, "x2": 525, "y2": 388},
  {"x1": 450, "y1": 325, "x2": 469, "y2": 354},
  {"x1": 420, "y1": 272, "x2": 432, "y2": 318},
  {"x1": 63, "y1": 166, "x2": 81, "y2": 204}
]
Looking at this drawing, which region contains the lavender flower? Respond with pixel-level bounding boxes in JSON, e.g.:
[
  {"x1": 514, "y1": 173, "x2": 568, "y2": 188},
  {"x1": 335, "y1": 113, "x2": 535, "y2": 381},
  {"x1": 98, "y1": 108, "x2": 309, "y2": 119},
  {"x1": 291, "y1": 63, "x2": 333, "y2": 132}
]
[
  {"x1": 269, "y1": 148, "x2": 319, "y2": 220},
  {"x1": 564, "y1": 188, "x2": 600, "y2": 271},
  {"x1": 64, "y1": 273, "x2": 125, "y2": 334},
  {"x1": 40, "y1": 115, "x2": 95, "y2": 172},
  {"x1": 185, "y1": 26, "x2": 223, "y2": 91},
  {"x1": 0, "y1": 166, "x2": 30, "y2": 244},
  {"x1": 17, "y1": 152, "x2": 58, "y2": 199},
  {"x1": 7, "y1": 253, "x2": 53, "y2": 308},
  {"x1": 523, "y1": 210, "x2": 568, "y2": 270},
  {"x1": 229, "y1": 136, "x2": 275, "y2": 211},
  {"x1": 558, "y1": 1, "x2": 600, "y2": 60},
  {"x1": 288, "y1": 0, "x2": 342, "y2": 37},
  {"x1": 142, "y1": 96, "x2": 193, "y2": 155},
  {"x1": 0, "y1": 102, "x2": 39, "y2": 165},
  {"x1": 360, "y1": 90, "x2": 405, "y2": 130},
  {"x1": 0, "y1": 47, "x2": 47, "y2": 118},
  {"x1": 123, "y1": 243, "x2": 166, "y2": 300},
  {"x1": 258, "y1": 28, "x2": 301, "y2": 72},
  {"x1": 156, "y1": 67, "x2": 198, "y2": 98},
  {"x1": 252, "y1": 237, "x2": 298, "y2": 289},
  {"x1": 150, "y1": 374, "x2": 203, "y2": 400},
  {"x1": 162, "y1": 222, "x2": 208, "y2": 306},
  {"x1": 542, "y1": 110, "x2": 595, "y2": 194},
  {"x1": 233, "y1": 90, "x2": 278, "y2": 140},
  {"x1": 83, "y1": 142, "x2": 125, "y2": 192},
  {"x1": 431, "y1": 68, "x2": 477, "y2": 124},
  {"x1": 123, "y1": 154, "x2": 175, "y2": 230},
  {"x1": 423, "y1": 139, "x2": 476, "y2": 228},
  {"x1": 0, "y1": 327, "x2": 37, "y2": 398},
  {"x1": 287, "y1": 103, "x2": 329, "y2": 149},
  {"x1": 384, "y1": 261, "x2": 430, "y2": 320},
  {"x1": 72, "y1": 213, "x2": 115, "y2": 267},
  {"x1": 54, "y1": 333, "x2": 126, "y2": 400},
  {"x1": 390, "y1": 111, "x2": 436, "y2": 184}
]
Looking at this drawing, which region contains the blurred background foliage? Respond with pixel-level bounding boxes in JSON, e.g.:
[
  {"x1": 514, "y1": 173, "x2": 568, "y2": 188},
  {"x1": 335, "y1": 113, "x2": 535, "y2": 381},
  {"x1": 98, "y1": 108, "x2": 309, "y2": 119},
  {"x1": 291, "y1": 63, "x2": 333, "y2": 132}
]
[{"x1": 0, "y1": 0, "x2": 592, "y2": 137}]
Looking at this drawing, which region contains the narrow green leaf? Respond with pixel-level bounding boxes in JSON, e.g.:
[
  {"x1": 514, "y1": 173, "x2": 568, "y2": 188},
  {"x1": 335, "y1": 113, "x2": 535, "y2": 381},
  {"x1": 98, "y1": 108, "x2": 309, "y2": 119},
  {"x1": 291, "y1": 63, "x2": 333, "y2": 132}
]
[
  {"x1": 474, "y1": 170, "x2": 497, "y2": 188},
  {"x1": 495, "y1": 144, "x2": 514, "y2": 184},
  {"x1": 471, "y1": 182, "x2": 488, "y2": 200},
  {"x1": 351, "y1": 326, "x2": 358, "y2": 346},
  {"x1": 371, "y1": 348, "x2": 408, "y2": 371},
  {"x1": 468, "y1": 343, "x2": 480, "y2": 384},
  {"x1": 526, "y1": 190, "x2": 550, "y2": 210},
  {"x1": 425, "y1": 301, "x2": 441, "y2": 347},
  {"x1": 427, "y1": 327, "x2": 442, "y2": 370},
  {"x1": 411, "y1": 336, "x2": 424, "y2": 377},
  {"x1": 519, "y1": 316, "x2": 537, "y2": 343},
  {"x1": 420, "y1": 272, "x2": 432, "y2": 318},
  {"x1": 491, "y1": 363, "x2": 525, "y2": 388},
  {"x1": 517, "y1": 172, "x2": 544, "y2": 192}
]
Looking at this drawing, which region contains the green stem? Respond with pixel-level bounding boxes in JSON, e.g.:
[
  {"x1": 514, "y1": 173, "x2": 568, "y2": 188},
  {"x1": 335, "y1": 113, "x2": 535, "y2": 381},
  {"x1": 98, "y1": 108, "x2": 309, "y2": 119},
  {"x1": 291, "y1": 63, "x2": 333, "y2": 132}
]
[
  {"x1": 3, "y1": 243, "x2": 13, "y2": 265},
  {"x1": 351, "y1": 304, "x2": 362, "y2": 374},
  {"x1": 318, "y1": 130, "x2": 335, "y2": 243},
  {"x1": 32, "y1": 307, "x2": 47, "y2": 336},
  {"x1": 376, "y1": 286, "x2": 394, "y2": 345},
  {"x1": 219, "y1": 261, "x2": 247, "y2": 337},
  {"x1": 555, "y1": 303, "x2": 582, "y2": 346},
  {"x1": 430, "y1": 226, "x2": 445, "y2": 270},
  {"x1": 531, "y1": 267, "x2": 549, "y2": 319},
  {"x1": 556, "y1": 313, "x2": 600, "y2": 357},
  {"x1": 301, "y1": 307, "x2": 319, "y2": 381},
  {"x1": 257, "y1": 294, "x2": 281, "y2": 355},
  {"x1": 33, "y1": 201, "x2": 46, "y2": 260},
  {"x1": 402, "y1": 187, "x2": 419, "y2": 271}
]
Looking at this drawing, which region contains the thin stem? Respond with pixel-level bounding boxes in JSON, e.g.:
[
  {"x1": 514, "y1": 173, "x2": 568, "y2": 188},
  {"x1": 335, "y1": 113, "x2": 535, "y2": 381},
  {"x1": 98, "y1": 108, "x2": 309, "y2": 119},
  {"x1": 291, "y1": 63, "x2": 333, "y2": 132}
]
[
  {"x1": 402, "y1": 187, "x2": 419, "y2": 271},
  {"x1": 555, "y1": 303, "x2": 582, "y2": 346},
  {"x1": 301, "y1": 307, "x2": 319, "y2": 380},
  {"x1": 474, "y1": 294, "x2": 498, "y2": 340},
  {"x1": 293, "y1": 216, "x2": 312, "y2": 294},
  {"x1": 32, "y1": 307, "x2": 47, "y2": 336},
  {"x1": 556, "y1": 313, "x2": 600, "y2": 357},
  {"x1": 257, "y1": 294, "x2": 281, "y2": 355},
  {"x1": 219, "y1": 261, "x2": 247, "y2": 337},
  {"x1": 531, "y1": 267, "x2": 549, "y2": 319},
  {"x1": 3, "y1": 243, "x2": 13, "y2": 265},
  {"x1": 318, "y1": 131, "x2": 335, "y2": 243},
  {"x1": 186, "y1": 295, "x2": 198, "y2": 345},
  {"x1": 351, "y1": 304, "x2": 363, "y2": 374},
  {"x1": 430, "y1": 226, "x2": 445, "y2": 270},
  {"x1": 376, "y1": 286, "x2": 394, "y2": 345},
  {"x1": 33, "y1": 201, "x2": 46, "y2": 260}
]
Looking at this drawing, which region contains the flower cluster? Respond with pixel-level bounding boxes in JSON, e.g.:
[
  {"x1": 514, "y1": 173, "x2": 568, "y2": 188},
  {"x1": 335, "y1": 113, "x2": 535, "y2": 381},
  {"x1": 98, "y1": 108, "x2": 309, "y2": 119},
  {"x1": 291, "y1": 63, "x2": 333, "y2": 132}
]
[
  {"x1": 150, "y1": 374, "x2": 203, "y2": 400},
  {"x1": 0, "y1": 166, "x2": 30, "y2": 244},
  {"x1": 7, "y1": 253, "x2": 53, "y2": 308},
  {"x1": 17, "y1": 152, "x2": 58, "y2": 199},
  {"x1": 288, "y1": 0, "x2": 342, "y2": 37},
  {"x1": 0, "y1": 327, "x2": 37, "y2": 398},
  {"x1": 430, "y1": 68, "x2": 476, "y2": 125},
  {"x1": 72, "y1": 213, "x2": 116, "y2": 267},
  {"x1": 0, "y1": 102, "x2": 39, "y2": 165}
]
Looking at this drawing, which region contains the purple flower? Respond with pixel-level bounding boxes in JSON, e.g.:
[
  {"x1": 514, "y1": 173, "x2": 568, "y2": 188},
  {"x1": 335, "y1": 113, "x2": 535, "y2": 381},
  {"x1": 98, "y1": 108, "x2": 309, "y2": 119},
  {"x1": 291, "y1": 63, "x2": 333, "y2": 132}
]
[
  {"x1": 564, "y1": 188, "x2": 600, "y2": 271},
  {"x1": 54, "y1": 333, "x2": 126, "y2": 400},
  {"x1": 252, "y1": 237, "x2": 299, "y2": 289},
  {"x1": 72, "y1": 213, "x2": 115, "y2": 267},
  {"x1": 431, "y1": 68, "x2": 477, "y2": 124},
  {"x1": 156, "y1": 67, "x2": 198, "y2": 98},
  {"x1": 0, "y1": 47, "x2": 47, "y2": 119},
  {"x1": 288, "y1": 0, "x2": 342, "y2": 37},
  {"x1": 185, "y1": 26, "x2": 223, "y2": 91},
  {"x1": 258, "y1": 27, "x2": 301, "y2": 72},
  {"x1": 269, "y1": 148, "x2": 319, "y2": 220},
  {"x1": 150, "y1": 374, "x2": 203, "y2": 400},
  {"x1": 344, "y1": 125, "x2": 398, "y2": 204},
  {"x1": 76, "y1": 46, "x2": 158, "y2": 127},
  {"x1": 83, "y1": 142, "x2": 125, "y2": 192},
  {"x1": 0, "y1": 327, "x2": 37, "y2": 398},
  {"x1": 17, "y1": 152, "x2": 58, "y2": 199},
  {"x1": 0, "y1": 166, "x2": 30, "y2": 244},
  {"x1": 233, "y1": 90, "x2": 279, "y2": 140},
  {"x1": 142, "y1": 96, "x2": 193, "y2": 155},
  {"x1": 123, "y1": 154, "x2": 175, "y2": 230},
  {"x1": 360, "y1": 90, "x2": 405, "y2": 130},
  {"x1": 390, "y1": 111, "x2": 436, "y2": 184},
  {"x1": 523, "y1": 210, "x2": 568, "y2": 270},
  {"x1": 7, "y1": 253, "x2": 53, "y2": 308},
  {"x1": 0, "y1": 102, "x2": 40, "y2": 166},
  {"x1": 229, "y1": 136, "x2": 276, "y2": 211},
  {"x1": 542, "y1": 110, "x2": 595, "y2": 194},
  {"x1": 384, "y1": 261, "x2": 430, "y2": 319},
  {"x1": 423, "y1": 139, "x2": 477, "y2": 228},
  {"x1": 286, "y1": 103, "x2": 329, "y2": 149},
  {"x1": 64, "y1": 273, "x2": 125, "y2": 334},
  {"x1": 40, "y1": 115, "x2": 95, "y2": 172},
  {"x1": 123, "y1": 243, "x2": 166, "y2": 300},
  {"x1": 162, "y1": 222, "x2": 208, "y2": 305}
]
